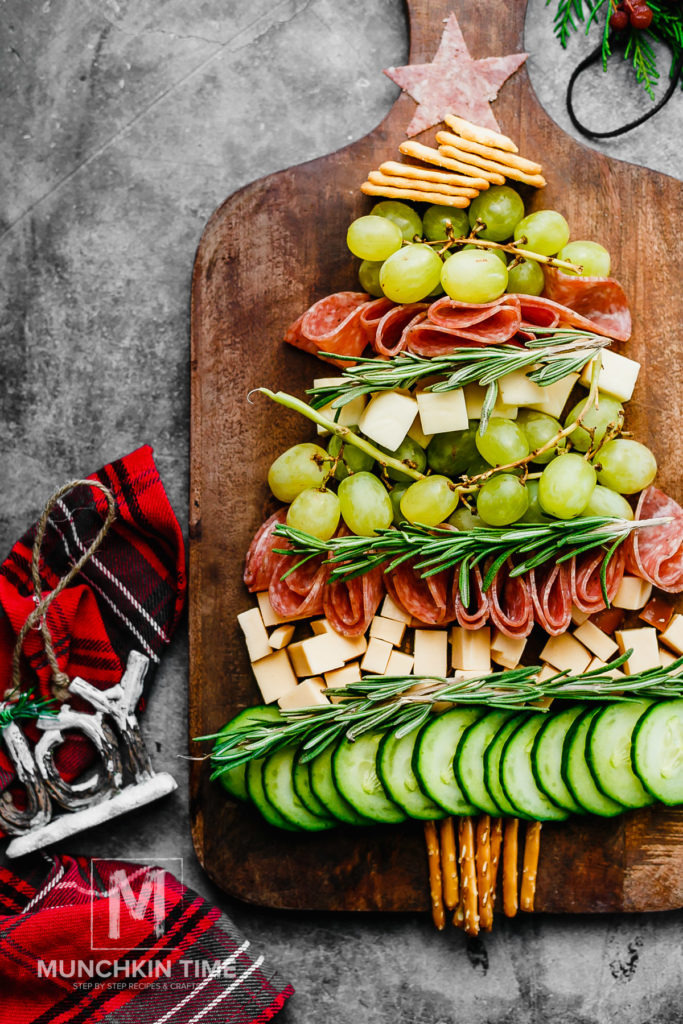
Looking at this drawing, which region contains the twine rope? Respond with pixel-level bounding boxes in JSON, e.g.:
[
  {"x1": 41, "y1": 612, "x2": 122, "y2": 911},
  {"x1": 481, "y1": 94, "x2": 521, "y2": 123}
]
[{"x1": 11, "y1": 479, "x2": 117, "y2": 700}]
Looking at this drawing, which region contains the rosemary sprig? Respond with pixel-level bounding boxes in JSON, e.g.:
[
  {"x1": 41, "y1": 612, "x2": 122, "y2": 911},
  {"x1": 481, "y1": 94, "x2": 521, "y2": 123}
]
[
  {"x1": 206, "y1": 653, "x2": 683, "y2": 774},
  {"x1": 0, "y1": 692, "x2": 56, "y2": 729}
]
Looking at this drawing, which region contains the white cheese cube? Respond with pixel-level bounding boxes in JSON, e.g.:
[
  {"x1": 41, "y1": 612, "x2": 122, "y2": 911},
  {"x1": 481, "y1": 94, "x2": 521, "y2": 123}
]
[
  {"x1": 380, "y1": 593, "x2": 412, "y2": 624},
  {"x1": 416, "y1": 388, "x2": 468, "y2": 435},
  {"x1": 524, "y1": 373, "x2": 579, "y2": 419},
  {"x1": 324, "y1": 663, "x2": 362, "y2": 702},
  {"x1": 464, "y1": 383, "x2": 517, "y2": 420},
  {"x1": 587, "y1": 656, "x2": 625, "y2": 681},
  {"x1": 579, "y1": 349, "x2": 640, "y2": 403},
  {"x1": 278, "y1": 677, "x2": 329, "y2": 709},
  {"x1": 268, "y1": 624, "x2": 295, "y2": 650},
  {"x1": 540, "y1": 633, "x2": 592, "y2": 674},
  {"x1": 287, "y1": 634, "x2": 346, "y2": 677},
  {"x1": 413, "y1": 630, "x2": 448, "y2": 677},
  {"x1": 358, "y1": 391, "x2": 418, "y2": 450},
  {"x1": 309, "y1": 619, "x2": 366, "y2": 659},
  {"x1": 361, "y1": 637, "x2": 393, "y2": 675},
  {"x1": 659, "y1": 646, "x2": 678, "y2": 667},
  {"x1": 660, "y1": 614, "x2": 683, "y2": 655},
  {"x1": 570, "y1": 604, "x2": 590, "y2": 627},
  {"x1": 369, "y1": 616, "x2": 406, "y2": 646},
  {"x1": 490, "y1": 630, "x2": 527, "y2": 669},
  {"x1": 498, "y1": 370, "x2": 546, "y2": 407},
  {"x1": 615, "y1": 627, "x2": 660, "y2": 675},
  {"x1": 407, "y1": 418, "x2": 433, "y2": 449},
  {"x1": 386, "y1": 649, "x2": 414, "y2": 675},
  {"x1": 573, "y1": 621, "x2": 619, "y2": 662},
  {"x1": 451, "y1": 626, "x2": 491, "y2": 672},
  {"x1": 251, "y1": 649, "x2": 299, "y2": 703},
  {"x1": 237, "y1": 607, "x2": 272, "y2": 663},
  {"x1": 612, "y1": 575, "x2": 653, "y2": 611},
  {"x1": 257, "y1": 591, "x2": 290, "y2": 626},
  {"x1": 313, "y1": 378, "x2": 367, "y2": 435}
]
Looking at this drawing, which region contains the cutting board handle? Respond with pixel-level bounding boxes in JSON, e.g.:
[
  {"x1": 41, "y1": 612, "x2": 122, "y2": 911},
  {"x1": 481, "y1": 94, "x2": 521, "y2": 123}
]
[{"x1": 404, "y1": 0, "x2": 526, "y2": 66}]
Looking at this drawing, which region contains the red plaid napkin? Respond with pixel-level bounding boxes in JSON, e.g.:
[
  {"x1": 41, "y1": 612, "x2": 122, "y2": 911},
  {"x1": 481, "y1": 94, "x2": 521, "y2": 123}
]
[{"x1": 0, "y1": 855, "x2": 294, "y2": 1024}]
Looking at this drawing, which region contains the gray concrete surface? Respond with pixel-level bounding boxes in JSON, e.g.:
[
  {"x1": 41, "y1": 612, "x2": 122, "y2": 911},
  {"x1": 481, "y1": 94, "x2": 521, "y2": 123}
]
[{"x1": 1, "y1": 1, "x2": 682, "y2": 1020}]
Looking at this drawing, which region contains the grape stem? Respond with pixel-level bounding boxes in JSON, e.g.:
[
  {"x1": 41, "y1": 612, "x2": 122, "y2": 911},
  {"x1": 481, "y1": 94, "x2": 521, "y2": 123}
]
[
  {"x1": 256, "y1": 389, "x2": 426, "y2": 481},
  {"x1": 422, "y1": 234, "x2": 583, "y2": 274}
]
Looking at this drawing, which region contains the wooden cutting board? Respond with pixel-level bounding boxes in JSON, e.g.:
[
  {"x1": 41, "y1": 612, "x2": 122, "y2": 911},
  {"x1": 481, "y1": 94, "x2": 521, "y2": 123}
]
[{"x1": 189, "y1": 0, "x2": 683, "y2": 913}]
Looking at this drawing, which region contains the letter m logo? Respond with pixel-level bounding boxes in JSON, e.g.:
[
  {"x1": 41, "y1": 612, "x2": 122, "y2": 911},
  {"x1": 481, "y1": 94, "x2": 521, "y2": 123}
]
[{"x1": 108, "y1": 868, "x2": 166, "y2": 939}]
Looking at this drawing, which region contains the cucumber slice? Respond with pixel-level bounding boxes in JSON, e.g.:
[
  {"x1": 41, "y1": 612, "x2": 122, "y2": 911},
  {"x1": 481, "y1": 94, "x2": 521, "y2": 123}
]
[
  {"x1": 562, "y1": 708, "x2": 624, "y2": 817},
  {"x1": 532, "y1": 705, "x2": 586, "y2": 814},
  {"x1": 212, "y1": 705, "x2": 282, "y2": 802},
  {"x1": 377, "y1": 726, "x2": 447, "y2": 820},
  {"x1": 309, "y1": 744, "x2": 372, "y2": 826},
  {"x1": 587, "y1": 700, "x2": 655, "y2": 808},
  {"x1": 455, "y1": 710, "x2": 516, "y2": 815},
  {"x1": 413, "y1": 708, "x2": 486, "y2": 815},
  {"x1": 632, "y1": 699, "x2": 683, "y2": 804},
  {"x1": 484, "y1": 712, "x2": 530, "y2": 818},
  {"x1": 293, "y1": 749, "x2": 333, "y2": 819},
  {"x1": 263, "y1": 746, "x2": 336, "y2": 831},
  {"x1": 246, "y1": 756, "x2": 300, "y2": 831},
  {"x1": 500, "y1": 714, "x2": 570, "y2": 821},
  {"x1": 333, "y1": 732, "x2": 407, "y2": 823}
]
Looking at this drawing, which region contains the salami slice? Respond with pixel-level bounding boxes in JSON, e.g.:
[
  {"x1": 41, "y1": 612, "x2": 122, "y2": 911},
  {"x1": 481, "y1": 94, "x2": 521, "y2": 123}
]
[
  {"x1": 323, "y1": 567, "x2": 385, "y2": 637},
  {"x1": 529, "y1": 561, "x2": 572, "y2": 636},
  {"x1": 243, "y1": 508, "x2": 288, "y2": 592},
  {"x1": 384, "y1": 562, "x2": 454, "y2": 626},
  {"x1": 627, "y1": 487, "x2": 683, "y2": 593},
  {"x1": 487, "y1": 559, "x2": 534, "y2": 638},
  {"x1": 428, "y1": 296, "x2": 522, "y2": 342},
  {"x1": 454, "y1": 564, "x2": 489, "y2": 630},
  {"x1": 570, "y1": 545, "x2": 626, "y2": 614},
  {"x1": 373, "y1": 304, "x2": 429, "y2": 357},
  {"x1": 285, "y1": 291, "x2": 370, "y2": 364},
  {"x1": 268, "y1": 549, "x2": 328, "y2": 620},
  {"x1": 540, "y1": 267, "x2": 631, "y2": 341},
  {"x1": 360, "y1": 296, "x2": 395, "y2": 340}
]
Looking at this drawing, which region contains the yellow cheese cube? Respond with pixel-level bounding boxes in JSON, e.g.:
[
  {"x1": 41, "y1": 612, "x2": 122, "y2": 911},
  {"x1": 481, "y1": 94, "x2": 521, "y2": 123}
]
[
  {"x1": 369, "y1": 616, "x2": 406, "y2": 646},
  {"x1": 570, "y1": 604, "x2": 590, "y2": 627},
  {"x1": 257, "y1": 591, "x2": 291, "y2": 626},
  {"x1": 659, "y1": 646, "x2": 678, "y2": 667},
  {"x1": 310, "y1": 618, "x2": 334, "y2": 635},
  {"x1": 386, "y1": 649, "x2": 414, "y2": 675},
  {"x1": 538, "y1": 663, "x2": 559, "y2": 683},
  {"x1": 309, "y1": 620, "x2": 367, "y2": 659},
  {"x1": 251, "y1": 649, "x2": 299, "y2": 703},
  {"x1": 615, "y1": 627, "x2": 660, "y2": 675},
  {"x1": 573, "y1": 621, "x2": 619, "y2": 662},
  {"x1": 361, "y1": 637, "x2": 393, "y2": 675},
  {"x1": 450, "y1": 626, "x2": 491, "y2": 672},
  {"x1": 268, "y1": 624, "x2": 295, "y2": 650},
  {"x1": 579, "y1": 349, "x2": 640, "y2": 403},
  {"x1": 540, "y1": 633, "x2": 592, "y2": 674},
  {"x1": 358, "y1": 391, "x2": 417, "y2": 450},
  {"x1": 287, "y1": 634, "x2": 346, "y2": 677},
  {"x1": 612, "y1": 575, "x2": 652, "y2": 611},
  {"x1": 524, "y1": 373, "x2": 579, "y2": 419},
  {"x1": 380, "y1": 593, "x2": 412, "y2": 624},
  {"x1": 413, "y1": 630, "x2": 448, "y2": 677},
  {"x1": 464, "y1": 383, "x2": 517, "y2": 420},
  {"x1": 416, "y1": 387, "x2": 468, "y2": 435},
  {"x1": 407, "y1": 418, "x2": 433, "y2": 449},
  {"x1": 660, "y1": 614, "x2": 683, "y2": 655},
  {"x1": 237, "y1": 607, "x2": 272, "y2": 663},
  {"x1": 313, "y1": 378, "x2": 366, "y2": 435},
  {"x1": 278, "y1": 677, "x2": 329, "y2": 709},
  {"x1": 490, "y1": 630, "x2": 527, "y2": 669},
  {"x1": 324, "y1": 663, "x2": 362, "y2": 702},
  {"x1": 587, "y1": 656, "x2": 625, "y2": 681},
  {"x1": 498, "y1": 370, "x2": 546, "y2": 407}
]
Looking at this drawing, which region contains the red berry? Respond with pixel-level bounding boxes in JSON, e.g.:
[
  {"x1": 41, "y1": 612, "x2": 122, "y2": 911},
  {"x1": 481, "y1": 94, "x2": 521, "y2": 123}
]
[
  {"x1": 630, "y1": 5, "x2": 653, "y2": 26},
  {"x1": 610, "y1": 7, "x2": 629, "y2": 27}
]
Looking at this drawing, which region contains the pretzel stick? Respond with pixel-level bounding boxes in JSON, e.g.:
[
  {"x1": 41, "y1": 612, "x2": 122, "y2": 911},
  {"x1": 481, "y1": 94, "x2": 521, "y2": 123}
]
[
  {"x1": 458, "y1": 816, "x2": 479, "y2": 936},
  {"x1": 398, "y1": 140, "x2": 505, "y2": 184},
  {"x1": 367, "y1": 170, "x2": 479, "y2": 198},
  {"x1": 424, "y1": 820, "x2": 445, "y2": 930},
  {"x1": 439, "y1": 817, "x2": 459, "y2": 910},
  {"x1": 437, "y1": 144, "x2": 546, "y2": 188},
  {"x1": 436, "y1": 130, "x2": 543, "y2": 174},
  {"x1": 379, "y1": 159, "x2": 490, "y2": 190},
  {"x1": 502, "y1": 818, "x2": 520, "y2": 918},
  {"x1": 475, "y1": 814, "x2": 494, "y2": 932},
  {"x1": 444, "y1": 114, "x2": 518, "y2": 153},
  {"x1": 489, "y1": 817, "x2": 503, "y2": 910},
  {"x1": 520, "y1": 821, "x2": 543, "y2": 912},
  {"x1": 361, "y1": 181, "x2": 470, "y2": 208}
]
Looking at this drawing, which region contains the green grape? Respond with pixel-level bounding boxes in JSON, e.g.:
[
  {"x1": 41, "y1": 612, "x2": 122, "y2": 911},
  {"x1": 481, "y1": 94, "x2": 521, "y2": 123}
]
[
  {"x1": 338, "y1": 472, "x2": 393, "y2": 536},
  {"x1": 520, "y1": 479, "x2": 549, "y2": 523},
  {"x1": 358, "y1": 260, "x2": 384, "y2": 297},
  {"x1": 538, "y1": 453, "x2": 596, "y2": 519},
  {"x1": 563, "y1": 394, "x2": 623, "y2": 453},
  {"x1": 268, "y1": 443, "x2": 329, "y2": 502},
  {"x1": 379, "y1": 243, "x2": 443, "y2": 303},
  {"x1": 441, "y1": 250, "x2": 508, "y2": 303},
  {"x1": 327, "y1": 432, "x2": 374, "y2": 481},
  {"x1": 468, "y1": 185, "x2": 525, "y2": 242},
  {"x1": 463, "y1": 243, "x2": 508, "y2": 265},
  {"x1": 422, "y1": 205, "x2": 469, "y2": 242},
  {"x1": 475, "y1": 417, "x2": 529, "y2": 467},
  {"x1": 506, "y1": 258, "x2": 544, "y2": 296},
  {"x1": 513, "y1": 210, "x2": 570, "y2": 256},
  {"x1": 448, "y1": 506, "x2": 484, "y2": 530},
  {"x1": 476, "y1": 474, "x2": 529, "y2": 526},
  {"x1": 583, "y1": 484, "x2": 634, "y2": 521},
  {"x1": 371, "y1": 200, "x2": 423, "y2": 242},
  {"x1": 400, "y1": 475, "x2": 459, "y2": 527},
  {"x1": 347, "y1": 215, "x2": 402, "y2": 261},
  {"x1": 466, "y1": 455, "x2": 492, "y2": 478},
  {"x1": 593, "y1": 439, "x2": 657, "y2": 495},
  {"x1": 389, "y1": 485, "x2": 408, "y2": 525},
  {"x1": 427, "y1": 426, "x2": 479, "y2": 476},
  {"x1": 286, "y1": 488, "x2": 341, "y2": 540},
  {"x1": 558, "y1": 240, "x2": 611, "y2": 277},
  {"x1": 517, "y1": 410, "x2": 565, "y2": 464},
  {"x1": 379, "y1": 436, "x2": 427, "y2": 483}
]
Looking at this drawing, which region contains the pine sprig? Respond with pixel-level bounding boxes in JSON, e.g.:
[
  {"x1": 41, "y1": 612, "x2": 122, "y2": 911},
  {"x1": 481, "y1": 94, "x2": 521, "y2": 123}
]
[
  {"x1": 0, "y1": 692, "x2": 56, "y2": 729},
  {"x1": 625, "y1": 27, "x2": 660, "y2": 98}
]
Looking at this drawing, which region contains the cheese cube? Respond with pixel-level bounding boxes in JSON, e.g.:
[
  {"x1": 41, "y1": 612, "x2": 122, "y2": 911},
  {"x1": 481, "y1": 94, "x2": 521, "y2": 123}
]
[
  {"x1": 413, "y1": 630, "x2": 448, "y2": 677},
  {"x1": 570, "y1": 604, "x2": 590, "y2": 627},
  {"x1": 324, "y1": 663, "x2": 362, "y2": 702},
  {"x1": 257, "y1": 591, "x2": 290, "y2": 626},
  {"x1": 361, "y1": 637, "x2": 393, "y2": 674},
  {"x1": 380, "y1": 593, "x2": 412, "y2": 624},
  {"x1": 407, "y1": 418, "x2": 433, "y2": 449},
  {"x1": 386, "y1": 649, "x2": 414, "y2": 675},
  {"x1": 278, "y1": 677, "x2": 329, "y2": 709},
  {"x1": 237, "y1": 607, "x2": 272, "y2": 663},
  {"x1": 490, "y1": 630, "x2": 527, "y2": 670},
  {"x1": 540, "y1": 633, "x2": 592, "y2": 674},
  {"x1": 309, "y1": 620, "x2": 367, "y2": 659},
  {"x1": 313, "y1": 378, "x2": 366, "y2": 435},
  {"x1": 370, "y1": 616, "x2": 406, "y2": 646},
  {"x1": 660, "y1": 614, "x2": 683, "y2": 655},
  {"x1": 416, "y1": 387, "x2": 468, "y2": 435},
  {"x1": 268, "y1": 624, "x2": 295, "y2": 650},
  {"x1": 659, "y1": 646, "x2": 678, "y2": 667},
  {"x1": 612, "y1": 575, "x2": 653, "y2": 611},
  {"x1": 498, "y1": 370, "x2": 546, "y2": 407},
  {"x1": 587, "y1": 656, "x2": 626, "y2": 681},
  {"x1": 538, "y1": 663, "x2": 559, "y2": 683},
  {"x1": 358, "y1": 391, "x2": 417, "y2": 450},
  {"x1": 464, "y1": 383, "x2": 517, "y2": 420},
  {"x1": 579, "y1": 349, "x2": 640, "y2": 403},
  {"x1": 524, "y1": 373, "x2": 579, "y2": 419},
  {"x1": 451, "y1": 626, "x2": 491, "y2": 672},
  {"x1": 251, "y1": 649, "x2": 299, "y2": 703},
  {"x1": 615, "y1": 627, "x2": 660, "y2": 675},
  {"x1": 287, "y1": 634, "x2": 345, "y2": 677},
  {"x1": 311, "y1": 618, "x2": 334, "y2": 635},
  {"x1": 573, "y1": 621, "x2": 619, "y2": 662}
]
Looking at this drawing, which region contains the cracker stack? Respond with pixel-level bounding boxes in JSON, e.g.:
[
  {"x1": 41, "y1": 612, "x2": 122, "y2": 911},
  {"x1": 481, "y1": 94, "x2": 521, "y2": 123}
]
[{"x1": 360, "y1": 114, "x2": 546, "y2": 208}]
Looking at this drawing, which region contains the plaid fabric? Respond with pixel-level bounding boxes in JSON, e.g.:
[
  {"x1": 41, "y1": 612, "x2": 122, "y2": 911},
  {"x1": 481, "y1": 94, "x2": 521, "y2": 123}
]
[
  {"x1": 0, "y1": 445, "x2": 186, "y2": 798},
  {"x1": 0, "y1": 856, "x2": 294, "y2": 1024}
]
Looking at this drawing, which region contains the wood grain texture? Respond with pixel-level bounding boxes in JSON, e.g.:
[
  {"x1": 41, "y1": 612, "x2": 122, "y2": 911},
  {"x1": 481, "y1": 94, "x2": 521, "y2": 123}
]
[{"x1": 190, "y1": 0, "x2": 683, "y2": 912}]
